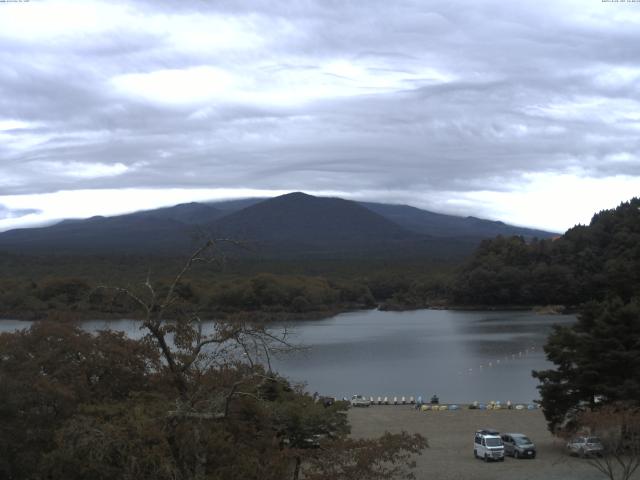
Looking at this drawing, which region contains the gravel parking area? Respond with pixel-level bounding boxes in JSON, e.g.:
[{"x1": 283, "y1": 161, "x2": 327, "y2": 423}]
[{"x1": 348, "y1": 406, "x2": 635, "y2": 480}]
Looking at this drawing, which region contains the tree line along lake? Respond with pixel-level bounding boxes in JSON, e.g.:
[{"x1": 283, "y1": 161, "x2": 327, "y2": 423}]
[{"x1": 0, "y1": 309, "x2": 574, "y2": 404}]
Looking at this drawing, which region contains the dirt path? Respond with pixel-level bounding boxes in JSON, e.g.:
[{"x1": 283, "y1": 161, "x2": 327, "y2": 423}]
[{"x1": 348, "y1": 406, "x2": 634, "y2": 480}]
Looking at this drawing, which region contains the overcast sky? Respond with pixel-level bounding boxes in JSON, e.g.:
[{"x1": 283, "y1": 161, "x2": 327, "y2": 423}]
[{"x1": 1, "y1": 0, "x2": 639, "y2": 233}]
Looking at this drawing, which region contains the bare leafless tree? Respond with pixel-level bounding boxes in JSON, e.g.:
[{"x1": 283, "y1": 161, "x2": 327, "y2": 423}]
[
  {"x1": 578, "y1": 405, "x2": 640, "y2": 480},
  {"x1": 96, "y1": 239, "x2": 303, "y2": 480},
  {"x1": 99, "y1": 239, "x2": 294, "y2": 411},
  {"x1": 95, "y1": 240, "x2": 426, "y2": 480}
]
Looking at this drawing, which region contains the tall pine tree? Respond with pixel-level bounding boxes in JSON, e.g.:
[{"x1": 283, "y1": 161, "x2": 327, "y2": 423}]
[{"x1": 533, "y1": 297, "x2": 640, "y2": 432}]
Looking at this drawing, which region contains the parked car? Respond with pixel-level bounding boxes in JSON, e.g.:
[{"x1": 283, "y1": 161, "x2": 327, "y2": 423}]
[
  {"x1": 567, "y1": 436, "x2": 604, "y2": 457},
  {"x1": 474, "y1": 429, "x2": 505, "y2": 462},
  {"x1": 350, "y1": 394, "x2": 371, "y2": 407},
  {"x1": 501, "y1": 433, "x2": 536, "y2": 459}
]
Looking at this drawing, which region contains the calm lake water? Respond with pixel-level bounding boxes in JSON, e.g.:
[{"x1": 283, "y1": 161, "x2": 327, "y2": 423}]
[
  {"x1": 270, "y1": 309, "x2": 575, "y2": 403},
  {"x1": 0, "y1": 309, "x2": 574, "y2": 403}
]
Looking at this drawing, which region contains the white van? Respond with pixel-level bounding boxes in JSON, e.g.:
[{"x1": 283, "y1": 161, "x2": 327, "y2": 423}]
[{"x1": 474, "y1": 429, "x2": 505, "y2": 462}]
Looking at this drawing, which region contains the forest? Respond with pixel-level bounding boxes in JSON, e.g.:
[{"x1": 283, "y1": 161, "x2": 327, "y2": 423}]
[
  {"x1": 453, "y1": 198, "x2": 640, "y2": 307},
  {"x1": 0, "y1": 253, "x2": 452, "y2": 321},
  {"x1": 1, "y1": 198, "x2": 639, "y2": 320},
  {"x1": 0, "y1": 243, "x2": 427, "y2": 480}
]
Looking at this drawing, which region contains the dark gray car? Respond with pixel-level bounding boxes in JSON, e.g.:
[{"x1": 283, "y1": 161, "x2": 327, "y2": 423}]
[{"x1": 501, "y1": 433, "x2": 536, "y2": 459}]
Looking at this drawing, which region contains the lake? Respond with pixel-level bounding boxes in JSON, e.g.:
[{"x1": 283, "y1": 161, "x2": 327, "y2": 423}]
[
  {"x1": 0, "y1": 309, "x2": 573, "y2": 403},
  {"x1": 270, "y1": 309, "x2": 574, "y2": 403}
]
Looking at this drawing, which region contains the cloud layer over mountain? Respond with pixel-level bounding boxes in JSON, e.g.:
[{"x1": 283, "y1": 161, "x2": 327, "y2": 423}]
[{"x1": 1, "y1": 0, "x2": 639, "y2": 231}]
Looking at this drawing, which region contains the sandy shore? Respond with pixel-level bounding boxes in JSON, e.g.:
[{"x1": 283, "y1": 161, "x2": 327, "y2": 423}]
[{"x1": 348, "y1": 406, "x2": 633, "y2": 480}]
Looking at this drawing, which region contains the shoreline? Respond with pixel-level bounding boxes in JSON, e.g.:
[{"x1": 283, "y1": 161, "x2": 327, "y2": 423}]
[
  {"x1": 380, "y1": 303, "x2": 572, "y2": 314},
  {"x1": 0, "y1": 302, "x2": 574, "y2": 323}
]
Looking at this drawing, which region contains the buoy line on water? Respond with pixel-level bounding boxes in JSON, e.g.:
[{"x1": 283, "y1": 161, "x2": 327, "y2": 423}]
[
  {"x1": 343, "y1": 396, "x2": 538, "y2": 410},
  {"x1": 456, "y1": 343, "x2": 540, "y2": 377}
]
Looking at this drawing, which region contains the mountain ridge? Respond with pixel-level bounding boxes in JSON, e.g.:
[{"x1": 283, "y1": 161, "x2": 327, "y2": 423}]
[
  {"x1": 359, "y1": 201, "x2": 553, "y2": 239},
  {"x1": 0, "y1": 193, "x2": 557, "y2": 258}
]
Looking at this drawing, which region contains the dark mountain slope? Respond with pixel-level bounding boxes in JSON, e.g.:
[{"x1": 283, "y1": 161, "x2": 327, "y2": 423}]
[
  {"x1": 207, "y1": 198, "x2": 266, "y2": 213},
  {"x1": 209, "y1": 192, "x2": 421, "y2": 254},
  {"x1": 0, "y1": 203, "x2": 226, "y2": 255},
  {"x1": 126, "y1": 202, "x2": 224, "y2": 225},
  {"x1": 0, "y1": 215, "x2": 198, "y2": 255},
  {"x1": 360, "y1": 202, "x2": 556, "y2": 239},
  {"x1": 0, "y1": 192, "x2": 556, "y2": 258}
]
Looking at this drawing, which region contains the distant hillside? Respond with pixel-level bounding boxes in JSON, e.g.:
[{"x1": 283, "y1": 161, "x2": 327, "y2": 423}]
[
  {"x1": 0, "y1": 192, "x2": 556, "y2": 258},
  {"x1": 129, "y1": 202, "x2": 224, "y2": 225},
  {"x1": 208, "y1": 198, "x2": 265, "y2": 213},
  {"x1": 210, "y1": 192, "x2": 413, "y2": 248},
  {"x1": 0, "y1": 215, "x2": 195, "y2": 255},
  {"x1": 360, "y1": 202, "x2": 555, "y2": 239},
  {"x1": 453, "y1": 197, "x2": 640, "y2": 306}
]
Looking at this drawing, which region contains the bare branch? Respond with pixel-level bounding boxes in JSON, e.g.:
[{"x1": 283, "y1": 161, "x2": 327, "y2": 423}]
[
  {"x1": 96, "y1": 285, "x2": 151, "y2": 319},
  {"x1": 261, "y1": 338, "x2": 273, "y2": 373},
  {"x1": 160, "y1": 239, "x2": 215, "y2": 311},
  {"x1": 579, "y1": 405, "x2": 640, "y2": 480}
]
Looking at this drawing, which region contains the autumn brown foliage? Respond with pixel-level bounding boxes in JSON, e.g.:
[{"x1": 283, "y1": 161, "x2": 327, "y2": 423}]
[{"x1": 0, "y1": 241, "x2": 426, "y2": 480}]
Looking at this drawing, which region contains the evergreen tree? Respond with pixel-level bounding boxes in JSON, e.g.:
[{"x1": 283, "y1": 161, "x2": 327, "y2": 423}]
[
  {"x1": 533, "y1": 297, "x2": 640, "y2": 432},
  {"x1": 453, "y1": 198, "x2": 640, "y2": 307}
]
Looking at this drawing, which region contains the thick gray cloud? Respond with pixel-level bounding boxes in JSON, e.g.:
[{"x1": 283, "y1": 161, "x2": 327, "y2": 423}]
[{"x1": 0, "y1": 0, "x2": 639, "y2": 230}]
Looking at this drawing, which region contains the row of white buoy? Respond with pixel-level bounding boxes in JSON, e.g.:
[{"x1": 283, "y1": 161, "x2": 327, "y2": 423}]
[{"x1": 458, "y1": 345, "x2": 539, "y2": 376}]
